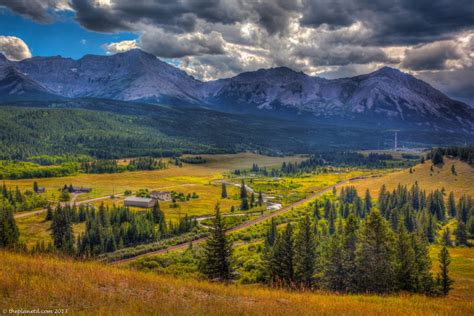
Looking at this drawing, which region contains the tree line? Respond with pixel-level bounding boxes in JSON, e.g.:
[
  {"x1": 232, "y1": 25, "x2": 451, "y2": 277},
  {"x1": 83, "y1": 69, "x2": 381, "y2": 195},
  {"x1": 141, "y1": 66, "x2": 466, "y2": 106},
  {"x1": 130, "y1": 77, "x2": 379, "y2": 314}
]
[
  {"x1": 81, "y1": 157, "x2": 167, "y2": 174},
  {"x1": 428, "y1": 147, "x2": 474, "y2": 165}
]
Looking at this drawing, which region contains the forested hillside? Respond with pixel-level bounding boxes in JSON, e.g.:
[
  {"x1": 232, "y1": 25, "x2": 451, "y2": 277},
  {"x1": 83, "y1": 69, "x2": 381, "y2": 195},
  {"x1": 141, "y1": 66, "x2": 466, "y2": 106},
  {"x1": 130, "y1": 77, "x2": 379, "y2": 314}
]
[{"x1": 0, "y1": 99, "x2": 470, "y2": 160}]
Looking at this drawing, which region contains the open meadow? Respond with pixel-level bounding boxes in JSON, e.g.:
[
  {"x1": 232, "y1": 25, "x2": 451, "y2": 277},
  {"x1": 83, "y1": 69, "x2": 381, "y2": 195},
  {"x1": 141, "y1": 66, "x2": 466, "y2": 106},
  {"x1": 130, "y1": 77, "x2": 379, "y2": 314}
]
[
  {"x1": 1, "y1": 249, "x2": 473, "y2": 315},
  {"x1": 11, "y1": 153, "x2": 372, "y2": 249}
]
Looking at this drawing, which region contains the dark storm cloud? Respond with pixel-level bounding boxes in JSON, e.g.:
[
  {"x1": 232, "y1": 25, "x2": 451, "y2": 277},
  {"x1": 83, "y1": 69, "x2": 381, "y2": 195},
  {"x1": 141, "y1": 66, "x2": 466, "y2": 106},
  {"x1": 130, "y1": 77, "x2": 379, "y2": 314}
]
[
  {"x1": 0, "y1": 0, "x2": 68, "y2": 23},
  {"x1": 71, "y1": 0, "x2": 301, "y2": 36},
  {"x1": 418, "y1": 66, "x2": 474, "y2": 106},
  {"x1": 252, "y1": 0, "x2": 301, "y2": 35},
  {"x1": 301, "y1": 0, "x2": 474, "y2": 45},
  {"x1": 401, "y1": 41, "x2": 462, "y2": 71},
  {"x1": 295, "y1": 45, "x2": 398, "y2": 66},
  {"x1": 139, "y1": 30, "x2": 226, "y2": 58},
  {"x1": 71, "y1": 0, "x2": 248, "y2": 34},
  {"x1": 71, "y1": 0, "x2": 131, "y2": 32}
]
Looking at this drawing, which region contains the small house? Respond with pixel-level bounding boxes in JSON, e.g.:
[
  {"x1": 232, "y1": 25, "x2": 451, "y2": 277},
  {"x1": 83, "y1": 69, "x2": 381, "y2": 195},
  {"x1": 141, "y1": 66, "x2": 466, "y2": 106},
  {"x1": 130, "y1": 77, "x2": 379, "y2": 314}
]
[
  {"x1": 71, "y1": 186, "x2": 92, "y2": 193},
  {"x1": 124, "y1": 197, "x2": 157, "y2": 208},
  {"x1": 150, "y1": 191, "x2": 172, "y2": 201},
  {"x1": 36, "y1": 187, "x2": 46, "y2": 193}
]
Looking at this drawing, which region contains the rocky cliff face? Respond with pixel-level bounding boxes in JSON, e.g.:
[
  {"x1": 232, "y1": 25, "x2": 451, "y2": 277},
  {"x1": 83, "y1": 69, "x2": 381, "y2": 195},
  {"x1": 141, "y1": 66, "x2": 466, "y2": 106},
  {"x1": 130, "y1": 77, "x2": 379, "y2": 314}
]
[{"x1": 1, "y1": 50, "x2": 473, "y2": 132}]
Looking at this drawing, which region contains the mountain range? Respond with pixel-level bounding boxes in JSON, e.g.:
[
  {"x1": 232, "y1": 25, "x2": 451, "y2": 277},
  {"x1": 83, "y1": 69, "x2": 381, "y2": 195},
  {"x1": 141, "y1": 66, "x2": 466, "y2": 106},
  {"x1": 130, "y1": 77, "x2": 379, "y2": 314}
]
[{"x1": 1, "y1": 49, "x2": 473, "y2": 134}]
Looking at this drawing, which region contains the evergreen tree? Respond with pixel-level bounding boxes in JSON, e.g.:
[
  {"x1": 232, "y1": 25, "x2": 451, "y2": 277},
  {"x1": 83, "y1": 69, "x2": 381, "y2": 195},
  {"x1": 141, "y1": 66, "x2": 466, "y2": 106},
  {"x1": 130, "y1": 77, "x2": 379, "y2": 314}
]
[
  {"x1": 364, "y1": 189, "x2": 372, "y2": 213},
  {"x1": 342, "y1": 214, "x2": 358, "y2": 292},
  {"x1": 265, "y1": 218, "x2": 277, "y2": 247},
  {"x1": 467, "y1": 216, "x2": 474, "y2": 239},
  {"x1": 267, "y1": 223, "x2": 294, "y2": 287},
  {"x1": 45, "y1": 205, "x2": 53, "y2": 221},
  {"x1": 426, "y1": 213, "x2": 436, "y2": 243},
  {"x1": 394, "y1": 218, "x2": 417, "y2": 291},
  {"x1": 324, "y1": 229, "x2": 345, "y2": 291},
  {"x1": 221, "y1": 183, "x2": 227, "y2": 198},
  {"x1": 151, "y1": 202, "x2": 165, "y2": 224},
  {"x1": 240, "y1": 197, "x2": 249, "y2": 210},
  {"x1": 356, "y1": 210, "x2": 396, "y2": 293},
  {"x1": 51, "y1": 205, "x2": 74, "y2": 253},
  {"x1": 258, "y1": 191, "x2": 264, "y2": 207},
  {"x1": 411, "y1": 233, "x2": 434, "y2": 293},
  {"x1": 437, "y1": 246, "x2": 453, "y2": 295},
  {"x1": 294, "y1": 215, "x2": 316, "y2": 289},
  {"x1": 199, "y1": 205, "x2": 233, "y2": 281},
  {"x1": 33, "y1": 181, "x2": 39, "y2": 193},
  {"x1": 431, "y1": 148, "x2": 444, "y2": 165},
  {"x1": 448, "y1": 192, "x2": 456, "y2": 218},
  {"x1": 457, "y1": 195, "x2": 472, "y2": 223},
  {"x1": 0, "y1": 199, "x2": 19, "y2": 248},
  {"x1": 455, "y1": 221, "x2": 468, "y2": 246}
]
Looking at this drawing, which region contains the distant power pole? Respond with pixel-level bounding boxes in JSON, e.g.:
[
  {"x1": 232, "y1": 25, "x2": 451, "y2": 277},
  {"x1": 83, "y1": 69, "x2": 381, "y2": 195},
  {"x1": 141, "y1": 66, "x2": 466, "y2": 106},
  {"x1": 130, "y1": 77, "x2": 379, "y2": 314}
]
[{"x1": 394, "y1": 131, "x2": 398, "y2": 151}]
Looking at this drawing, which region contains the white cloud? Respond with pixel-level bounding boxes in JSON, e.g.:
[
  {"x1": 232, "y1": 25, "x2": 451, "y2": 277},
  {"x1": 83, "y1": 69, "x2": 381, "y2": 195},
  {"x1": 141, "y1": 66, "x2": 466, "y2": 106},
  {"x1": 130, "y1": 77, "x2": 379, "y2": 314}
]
[
  {"x1": 102, "y1": 40, "x2": 138, "y2": 54},
  {"x1": 0, "y1": 36, "x2": 32, "y2": 60}
]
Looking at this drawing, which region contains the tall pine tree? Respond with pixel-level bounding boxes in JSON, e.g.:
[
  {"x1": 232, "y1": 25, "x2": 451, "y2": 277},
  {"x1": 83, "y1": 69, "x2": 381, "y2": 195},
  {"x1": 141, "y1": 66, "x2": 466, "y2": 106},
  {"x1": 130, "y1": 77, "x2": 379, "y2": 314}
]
[
  {"x1": 294, "y1": 215, "x2": 316, "y2": 289},
  {"x1": 199, "y1": 205, "x2": 233, "y2": 281},
  {"x1": 437, "y1": 246, "x2": 453, "y2": 295},
  {"x1": 0, "y1": 199, "x2": 19, "y2": 248},
  {"x1": 356, "y1": 210, "x2": 396, "y2": 293}
]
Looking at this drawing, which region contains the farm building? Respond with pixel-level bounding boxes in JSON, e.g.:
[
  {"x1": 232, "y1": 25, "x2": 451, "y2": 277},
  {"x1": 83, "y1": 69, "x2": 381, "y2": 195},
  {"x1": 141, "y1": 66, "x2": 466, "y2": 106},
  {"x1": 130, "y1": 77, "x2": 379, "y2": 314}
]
[
  {"x1": 150, "y1": 191, "x2": 171, "y2": 201},
  {"x1": 124, "y1": 197, "x2": 157, "y2": 208},
  {"x1": 71, "y1": 186, "x2": 92, "y2": 193},
  {"x1": 36, "y1": 187, "x2": 46, "y2": 193}
]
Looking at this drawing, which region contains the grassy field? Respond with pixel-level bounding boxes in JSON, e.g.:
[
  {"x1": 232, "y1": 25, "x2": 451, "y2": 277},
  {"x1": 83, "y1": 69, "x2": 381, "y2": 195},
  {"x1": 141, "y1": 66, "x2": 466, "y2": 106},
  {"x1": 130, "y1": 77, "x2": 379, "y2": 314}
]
[
  {"x1": 16, "y1": 212, "x2": 85, "y2": 249},
  {"x1": 3, "y1": 153, "x2": 305, "y2": 199},
  {"x1": 1, "y1": 250, "x2": 473, "y2": 315},
  {"x1": 12, "y1": 154, "x2": 375, "y2": 249},
  {"x1": 343, "y1": 158, "x2": 474, "y2": 198}
]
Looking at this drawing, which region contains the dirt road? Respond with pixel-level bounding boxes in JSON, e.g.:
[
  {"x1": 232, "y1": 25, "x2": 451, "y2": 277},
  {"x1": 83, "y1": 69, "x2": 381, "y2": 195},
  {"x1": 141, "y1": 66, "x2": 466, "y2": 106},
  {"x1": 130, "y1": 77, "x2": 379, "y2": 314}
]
[
  {"x1": 13, "y1": 193, "x2": 124, "y2": 219},
  {"x1": 110, "y1": 177, "x2": 362, "y2": 266}
]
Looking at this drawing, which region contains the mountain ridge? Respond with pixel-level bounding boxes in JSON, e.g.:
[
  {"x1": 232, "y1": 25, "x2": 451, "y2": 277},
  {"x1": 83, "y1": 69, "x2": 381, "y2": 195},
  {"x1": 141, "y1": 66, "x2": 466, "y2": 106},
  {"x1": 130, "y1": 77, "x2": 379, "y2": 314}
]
[{"x1": 0, "y1": 49, "x2": 473, "y2": 133}]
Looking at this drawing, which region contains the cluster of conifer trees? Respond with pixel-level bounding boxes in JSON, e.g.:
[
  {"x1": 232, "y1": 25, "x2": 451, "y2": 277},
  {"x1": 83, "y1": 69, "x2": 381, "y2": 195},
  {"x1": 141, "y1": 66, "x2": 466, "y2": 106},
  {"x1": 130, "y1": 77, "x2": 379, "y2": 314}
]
[
  {"x1": 428, "y1": 147, "x2": 474, "y2": 165},
  {"x1": 236, "y1": 152, "x2": 414, "y2": 178},
  {"x1": 261, "y1": 212, "x2": 448, "y2": 294},
  {"x1": 237, "y1": 180, "x2": 264, "y2": 211},
  {"x1": 44, "y1": 202, "x2": 198, "y2": 256},
  {"x1": 377, "y1": 184, "x2": 473, "y2": 245},
  {"x1": 200, "y1": 184, "x2": 467, "y2": 295},
  {"x1": 0, "y1": 183, "x2": 48, "y2": 212},
  {"x1": 80, "y1": 157, "x2": 166, "y2": 173}
]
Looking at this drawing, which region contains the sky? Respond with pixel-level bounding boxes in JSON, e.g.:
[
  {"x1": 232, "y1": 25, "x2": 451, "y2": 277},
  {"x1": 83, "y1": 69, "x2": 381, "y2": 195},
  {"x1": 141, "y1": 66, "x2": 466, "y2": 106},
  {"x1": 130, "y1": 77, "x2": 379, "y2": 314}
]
[{"x1": 0, "y1": 0, "x2": 473, "y2": 105}]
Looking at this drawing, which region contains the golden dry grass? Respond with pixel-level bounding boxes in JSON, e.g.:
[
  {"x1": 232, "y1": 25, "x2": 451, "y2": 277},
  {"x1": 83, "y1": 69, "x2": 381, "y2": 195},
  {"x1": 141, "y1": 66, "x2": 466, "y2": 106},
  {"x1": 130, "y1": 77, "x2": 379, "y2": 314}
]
[
  {"x1": 16, "y1": 213, "x2": 85, "y2": 248},
  {"x1": 344, "y1": 158, "x2": 474, "y2": 199},
  {"x1": 1, "y1": 250, "x2": 473, "y2": 315},
  {"x1": 8, "y1": 154, "x2": 305, "y2": 246},
  {"x1": 3, "y1": 153, "x2": 305, "y2": 201}
]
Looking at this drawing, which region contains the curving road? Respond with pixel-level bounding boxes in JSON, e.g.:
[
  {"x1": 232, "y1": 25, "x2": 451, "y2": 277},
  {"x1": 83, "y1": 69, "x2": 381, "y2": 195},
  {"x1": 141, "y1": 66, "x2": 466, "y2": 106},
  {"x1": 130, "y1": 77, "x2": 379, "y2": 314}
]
[{"x1": 110, "y1": 176, "x2": 367, "y2": 266}]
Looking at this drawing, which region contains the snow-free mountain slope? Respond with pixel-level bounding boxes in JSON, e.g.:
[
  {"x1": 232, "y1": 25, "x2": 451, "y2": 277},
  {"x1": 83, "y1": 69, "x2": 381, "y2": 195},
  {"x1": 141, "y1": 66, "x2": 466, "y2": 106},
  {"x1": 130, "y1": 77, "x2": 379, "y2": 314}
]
[
  {"x1": 0, "y1": 50, "x2": 473, "y2": 132},
  {"x1": 16, "y1": 49, "x2": 204, "y2": 104},
  {"x1": 0, "y1": 64, "x2": 61, "y2": 101}
]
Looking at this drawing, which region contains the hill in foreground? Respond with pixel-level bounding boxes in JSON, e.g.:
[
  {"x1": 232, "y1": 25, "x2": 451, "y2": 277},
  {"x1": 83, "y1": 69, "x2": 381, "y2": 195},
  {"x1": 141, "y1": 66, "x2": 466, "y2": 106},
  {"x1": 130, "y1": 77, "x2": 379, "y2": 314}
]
[{"x1": 1, "y1": 250, "x2": 473, "y2": 315}]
